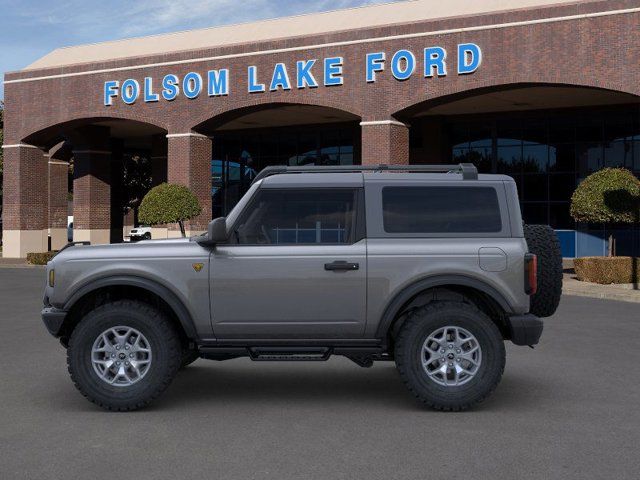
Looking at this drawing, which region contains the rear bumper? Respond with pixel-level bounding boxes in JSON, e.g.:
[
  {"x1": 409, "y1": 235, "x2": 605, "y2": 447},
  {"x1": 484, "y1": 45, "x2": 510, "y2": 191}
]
[
  {"x1": 507, "y1": 313, "x2": 543, "y2": 346},
  {"x1": 41, "y1": 307, "x2": 67, "y2": 337}
]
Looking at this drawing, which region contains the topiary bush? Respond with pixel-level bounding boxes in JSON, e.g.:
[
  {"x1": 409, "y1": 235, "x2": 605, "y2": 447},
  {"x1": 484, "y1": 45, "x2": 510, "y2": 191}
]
[
  {"x1": 570, "y1": 168, "x2": 640, "y2": 256},
  {"x1": 138, "y1": 183, "x2": 202, "y2": 237}
]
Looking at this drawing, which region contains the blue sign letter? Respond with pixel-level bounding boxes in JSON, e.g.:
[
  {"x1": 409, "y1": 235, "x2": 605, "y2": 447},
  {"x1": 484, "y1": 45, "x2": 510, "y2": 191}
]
[
  {"x1": 104, "y1": 80, "x2": 119, "y2": 106},
  {"x1": 208, "y1": 69, "x2": 229, "y2": 96},
  {"x1": 270, "y1": 63, "x2": 291, "y2": 91},
  {"x1": 324, "y1": 57, "x2": 343, "y2": 86},
  {"x1": 121, "y1": 79, "x2": 140, "y2": 105},
  {"x1": 144, "y1": 77, "x2": 159, "y2": 102},
  {"x1": 183, "y1": 72, "x2": 202, "y2": 99},
  {"x1": 366, "y1": 52, "x2": 385, "y2": 83},
  {"x1": 162, "y1": 74, "x2": 179, "y2": 101},
  {"x1": 391, "y1": 50, "x2": 415, "y2": 81},
  {"x1": 296, "y1": 60, "x2": 318, "y2": 89},
  {"x1": 424, "y1": 47, "x2": 447, "y2": 77},
  {"x1": 458, "y1": 43, "x2": 482, "y2": 74},
  {"x1": 248, "y1": 66, "x2": 265, "y2": 93}
]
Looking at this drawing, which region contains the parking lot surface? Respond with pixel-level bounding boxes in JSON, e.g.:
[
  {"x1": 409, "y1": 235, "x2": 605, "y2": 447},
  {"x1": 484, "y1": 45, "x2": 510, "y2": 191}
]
[{"x1": 1, "y1": 268, "x2": 639, "y2": 479}]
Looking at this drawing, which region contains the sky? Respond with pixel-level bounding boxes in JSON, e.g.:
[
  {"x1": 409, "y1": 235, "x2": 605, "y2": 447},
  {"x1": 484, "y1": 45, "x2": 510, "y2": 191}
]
[{"x1": 0, "y1": 0, "x2": 402, "y2": 100}]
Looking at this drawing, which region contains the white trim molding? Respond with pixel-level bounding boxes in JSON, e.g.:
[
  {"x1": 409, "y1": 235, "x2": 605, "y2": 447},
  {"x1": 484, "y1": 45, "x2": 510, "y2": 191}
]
[
  {"x1": 3, "y1": 7, "x2": 639, "y2": 85},
  {"x1": 360, "y1": 120, "x2": 409, "y2": 127},
  {"x1": 48, "y1": 160, "x2": 70, "y2": 166},
  {"x1": 166, "y1": 132, "x2": 212, "y2": 139},
  {"x1": 1, "y1": 143, "x2": 41, "y2": 150}
]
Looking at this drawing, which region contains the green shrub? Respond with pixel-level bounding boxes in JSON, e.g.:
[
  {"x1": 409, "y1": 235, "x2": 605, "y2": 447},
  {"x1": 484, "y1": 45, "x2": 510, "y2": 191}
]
[
  {"x1": 570, "y1": 168, "x2": 640, "y2": 256},
  {"x1": 27, "y1": 251, "x2": 57, "y2": 265},
  {"x1": 574, "y1": 256, "x2": 640, "y2": 284},
  {"x1": 138, "y1": 183, "x2": 202, "y2": 237},
  {"x1": 571, "y1": 168, "x2": 640, "y2": 224}
]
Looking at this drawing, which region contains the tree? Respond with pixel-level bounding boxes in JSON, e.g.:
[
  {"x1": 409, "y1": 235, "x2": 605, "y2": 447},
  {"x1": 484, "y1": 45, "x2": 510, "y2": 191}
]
[
  {"x1": 570, "y1": 168, "x2": 640, "y2": 256},
  {"x1": 121, "y1": 153, "x2": 152, "y2": 225},
  {"x1": 138, "y1": 183, "x2": 202, "y2": 237}
]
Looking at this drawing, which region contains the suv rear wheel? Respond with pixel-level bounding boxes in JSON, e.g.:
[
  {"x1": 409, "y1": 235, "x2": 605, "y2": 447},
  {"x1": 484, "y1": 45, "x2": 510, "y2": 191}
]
[
  {"x1": 67, "y1": 300, "x2": 182, "y2": 411},
  {"x1": 395, "y1": 301, "x2": 505, "y2": 411}
]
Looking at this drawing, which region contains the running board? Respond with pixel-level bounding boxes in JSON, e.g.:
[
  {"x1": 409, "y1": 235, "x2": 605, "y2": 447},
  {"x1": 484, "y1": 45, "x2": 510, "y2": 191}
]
[{"x1": 248, "y1": 347, "x2": 332, "y2": 362}]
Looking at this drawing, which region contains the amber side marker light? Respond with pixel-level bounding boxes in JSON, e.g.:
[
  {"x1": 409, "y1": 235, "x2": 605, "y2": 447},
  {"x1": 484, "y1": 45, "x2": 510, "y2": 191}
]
[
  {"x1": 48, "y1": 269, "x2": 55, "y2": 287},
  {"x1": 524, "y1": 254, "x2": 537, "y2": 295}
]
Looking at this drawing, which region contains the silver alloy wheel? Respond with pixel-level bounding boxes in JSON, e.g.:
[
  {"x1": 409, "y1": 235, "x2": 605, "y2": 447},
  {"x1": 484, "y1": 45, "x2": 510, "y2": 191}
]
[
  {"x1": 91, "y1": 326, "x2": 152, "y2": 387},
  {"x1": 420, "y1": 326, "x2": 482, "y2": 387}
]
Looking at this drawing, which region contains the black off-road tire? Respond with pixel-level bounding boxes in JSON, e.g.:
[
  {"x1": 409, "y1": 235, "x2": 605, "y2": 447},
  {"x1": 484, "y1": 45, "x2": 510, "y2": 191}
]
[
  {"x1": 180, "y1": 348, "x2": 200, "y2": 369},
  {"x1": 395, "y1": 301, "x2": 506, "y2": 411},
  {"x1": 524, "y1": 224, "x2": 563, "y2": 318},
  {"x1": 67, "y1": 300, "x2": 182, "y2": 411}
]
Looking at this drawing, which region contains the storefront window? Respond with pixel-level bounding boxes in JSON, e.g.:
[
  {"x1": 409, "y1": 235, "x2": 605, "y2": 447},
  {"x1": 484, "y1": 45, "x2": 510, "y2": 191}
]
[
  {"x1": 438, "y1": 105, "x2": 640, "y2": 230},
  {"x1": 211, "y1": 123, "x2": 359, "y2": 216}
]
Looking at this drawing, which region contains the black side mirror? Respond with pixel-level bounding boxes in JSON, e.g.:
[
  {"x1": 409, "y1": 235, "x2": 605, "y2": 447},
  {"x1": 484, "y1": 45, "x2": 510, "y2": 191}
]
[{"x1": 207, "y1": 217, "x2": 228, "y2": 244}]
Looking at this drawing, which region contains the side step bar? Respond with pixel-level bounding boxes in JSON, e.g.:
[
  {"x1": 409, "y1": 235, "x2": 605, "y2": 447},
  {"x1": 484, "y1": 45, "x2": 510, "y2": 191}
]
[
  {"x1": 198, "y1": 345, "x2": 390, "y2": 367},
  {"x1": 249, "y1": 347, "x2": 331, "y2": 362}
]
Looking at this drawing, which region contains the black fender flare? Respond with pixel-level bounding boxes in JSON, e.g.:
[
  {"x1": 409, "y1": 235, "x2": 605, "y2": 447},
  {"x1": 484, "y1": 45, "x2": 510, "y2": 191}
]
[
  {"x1": 375, "y1": 274, "x2": 514, "y2": 338},
  {"x1": 62, "y1": 275, "x2": 197, "y2": 339}
]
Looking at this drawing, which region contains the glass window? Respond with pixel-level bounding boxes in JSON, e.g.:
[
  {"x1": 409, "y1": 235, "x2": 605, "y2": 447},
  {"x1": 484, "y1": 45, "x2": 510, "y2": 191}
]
[
  {"x1": 523, "y1": 144, "x2": 548, "y2": 173},
  {"x1": 382, "y1": 187, "x2": 502, "y2": 234},
  {"x1": 497, "y1": 145, "x2": 522, "y2": 174},
  {"x1": 549, "y1": 203, "x2": 574, "y2": 229},
  {"x1": 233, "y1": 189, "x2": 358, "y2": 245},
  {"x1": 604, "y1": 140, "x2": 632, "y2": 168},
  {"x1": 521, "y1": 203, "x2": 548, "y2": 225},
  {"x1": 523, "y1": 174, "x2": 547, "y2": 202}
]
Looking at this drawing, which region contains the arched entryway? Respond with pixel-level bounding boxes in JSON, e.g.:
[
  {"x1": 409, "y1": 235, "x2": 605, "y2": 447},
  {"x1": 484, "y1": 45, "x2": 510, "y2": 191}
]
[
  {"x1": 9, "y1": 118, "x2": 168, "y2": 253},
  {"x1": 395, "y1": 84, "x2": 640, "y2": 257},
  {"x1": 193, "y1": 103, "x2": 361, "y2": 217}
]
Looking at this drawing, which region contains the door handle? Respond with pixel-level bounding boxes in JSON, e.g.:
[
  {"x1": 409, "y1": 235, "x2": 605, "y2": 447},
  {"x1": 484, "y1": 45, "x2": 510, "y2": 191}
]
[{"x1": 324, "y1": 260, "x2": 359, "y2": 271}]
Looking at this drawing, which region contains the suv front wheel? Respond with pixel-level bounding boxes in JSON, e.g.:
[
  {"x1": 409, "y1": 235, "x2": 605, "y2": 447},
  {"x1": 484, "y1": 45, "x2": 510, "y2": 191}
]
[
  {"x1": 395, "y1": 301, "x2": 505, "y2": 411},
  {"x1": 67, "y1": 300, "x2": 182, "y2": 411}
]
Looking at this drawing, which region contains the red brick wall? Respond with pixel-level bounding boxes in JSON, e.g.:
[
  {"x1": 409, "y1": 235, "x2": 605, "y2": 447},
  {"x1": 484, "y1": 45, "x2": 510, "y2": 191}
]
[{"x1": 2, "y1": 146, "x2": 48, "y2": 230}]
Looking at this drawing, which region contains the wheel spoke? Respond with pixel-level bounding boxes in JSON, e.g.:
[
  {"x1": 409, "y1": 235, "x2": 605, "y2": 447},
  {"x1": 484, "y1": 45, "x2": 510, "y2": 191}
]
[
  {"x1": 92, "y1": 326, "x2": 152, "y2": 387},
  {"x1": 421, "y1": 325, "x2": 482, "y2": 387}
]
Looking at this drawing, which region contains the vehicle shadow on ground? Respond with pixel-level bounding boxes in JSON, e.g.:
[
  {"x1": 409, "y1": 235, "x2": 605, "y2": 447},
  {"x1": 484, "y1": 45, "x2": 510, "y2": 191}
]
[{"x1": 145, "y1": 360, "x2": 551, "y2": 413}]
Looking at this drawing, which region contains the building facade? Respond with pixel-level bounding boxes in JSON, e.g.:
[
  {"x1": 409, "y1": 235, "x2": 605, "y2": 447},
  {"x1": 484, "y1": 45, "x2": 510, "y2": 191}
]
[{"x1": 2, "y1": 0, "x2": 640, "y2": 257}]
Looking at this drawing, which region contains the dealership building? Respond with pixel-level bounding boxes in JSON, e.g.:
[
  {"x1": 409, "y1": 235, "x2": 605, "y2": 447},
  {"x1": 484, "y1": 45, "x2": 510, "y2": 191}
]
[{"x1": 2, "y1": 0, "x2": 640, "y2": 257}]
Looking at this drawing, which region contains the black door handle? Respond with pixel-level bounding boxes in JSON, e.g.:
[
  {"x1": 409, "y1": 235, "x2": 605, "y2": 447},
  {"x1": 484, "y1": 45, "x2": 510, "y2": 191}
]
[{"x1": 324, "y1": 261, "x2": 359, "y2": 271}]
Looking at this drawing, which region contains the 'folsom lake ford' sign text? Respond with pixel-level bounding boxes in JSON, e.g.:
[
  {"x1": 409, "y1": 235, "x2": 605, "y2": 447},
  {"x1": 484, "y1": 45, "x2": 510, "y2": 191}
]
[{"x1": 103, "y1": 43, "x2": 482, "y2": 106}]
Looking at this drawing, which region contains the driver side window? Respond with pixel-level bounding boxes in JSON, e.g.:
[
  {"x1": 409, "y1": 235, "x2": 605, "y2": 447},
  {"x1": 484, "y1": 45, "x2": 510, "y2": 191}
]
[{"x1": 233, "y1": 188, "x2": 359, "y2": 245}]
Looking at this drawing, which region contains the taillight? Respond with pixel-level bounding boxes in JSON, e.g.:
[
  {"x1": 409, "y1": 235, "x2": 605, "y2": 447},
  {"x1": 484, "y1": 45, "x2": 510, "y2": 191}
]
[{"x1": 524, "y1": 253, "x2": 537, "y2": 295}]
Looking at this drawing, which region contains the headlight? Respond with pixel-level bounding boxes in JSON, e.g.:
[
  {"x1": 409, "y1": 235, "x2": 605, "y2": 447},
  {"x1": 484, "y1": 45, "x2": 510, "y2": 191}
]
[{"x1": 48, "y1": 269, "x2": 55, "y2": 287}]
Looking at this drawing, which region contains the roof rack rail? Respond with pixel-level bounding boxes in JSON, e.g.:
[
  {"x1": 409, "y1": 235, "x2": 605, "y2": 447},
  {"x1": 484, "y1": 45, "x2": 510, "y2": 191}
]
[{"x1": 251, "y1": 163, "x2": 478, "y2": 185}]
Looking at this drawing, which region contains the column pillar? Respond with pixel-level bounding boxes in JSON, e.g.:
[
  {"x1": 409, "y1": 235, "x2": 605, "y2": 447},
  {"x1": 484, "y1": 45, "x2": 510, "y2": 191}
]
[
  {"x1": 166, "y1": 132, "x2": 212, "y2": 236},
  {"x1": 151, "y1": 134, "x2": 168, "y2": 187},
  {"x1": 70, "y1": 126, "x2": 112, "y2": 245},
  {"x1": 48, "y1": 142, "x2": 70, "y2": 250},
  {"x1": 360, "y1": 120, "x2": 410, "y2": 165},
  {"x1": 1, "y1": 143, "x2": 49, "y2": 258}
]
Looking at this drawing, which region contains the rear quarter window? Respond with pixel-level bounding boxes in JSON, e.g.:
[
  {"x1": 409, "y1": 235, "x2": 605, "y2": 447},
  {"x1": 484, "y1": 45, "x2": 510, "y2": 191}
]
[{"x1": 382, "y1": 186, "x2": 502, "y2": 234}]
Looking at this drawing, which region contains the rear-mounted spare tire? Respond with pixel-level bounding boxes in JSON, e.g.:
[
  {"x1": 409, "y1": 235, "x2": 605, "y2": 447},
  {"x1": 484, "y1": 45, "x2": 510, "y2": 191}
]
[{"x1": 523, "y1": 224, "x2": 563, "y2": 318}]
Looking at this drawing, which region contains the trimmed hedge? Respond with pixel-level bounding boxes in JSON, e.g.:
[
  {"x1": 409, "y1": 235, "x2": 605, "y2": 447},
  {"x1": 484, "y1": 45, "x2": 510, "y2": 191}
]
[
  {"x1": 27, "y1": 251, "x2": 57, "y2": 265},
  {"x1": 139, "y1": 183, "x2": 202, "y2": 236},
  {"x1": 574, "y1": 256, "x2": 640, "y2": 284}
]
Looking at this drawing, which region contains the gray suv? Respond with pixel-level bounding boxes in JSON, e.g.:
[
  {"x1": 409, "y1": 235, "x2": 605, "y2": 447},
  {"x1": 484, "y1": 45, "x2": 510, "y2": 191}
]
[{"x1": 41, "y1": 164, "x2": 562, "y2": 411}]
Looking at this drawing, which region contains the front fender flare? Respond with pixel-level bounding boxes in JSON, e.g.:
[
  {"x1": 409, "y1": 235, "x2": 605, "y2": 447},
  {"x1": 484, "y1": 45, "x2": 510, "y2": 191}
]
[{"x1": 63, "y1": 275, "x2": 198, "y2": 339}]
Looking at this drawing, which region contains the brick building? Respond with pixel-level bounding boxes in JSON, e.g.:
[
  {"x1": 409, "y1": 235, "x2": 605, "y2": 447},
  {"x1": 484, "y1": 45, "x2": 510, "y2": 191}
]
[{"x1": 2, "y1": 0, "x2": 640, "y2": 257}]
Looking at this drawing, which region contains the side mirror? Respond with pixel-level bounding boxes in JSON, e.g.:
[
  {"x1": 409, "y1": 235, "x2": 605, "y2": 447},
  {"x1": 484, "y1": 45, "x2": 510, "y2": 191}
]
[{"x1": 207, "y1": 217, "x2": 228, "y2": 244}]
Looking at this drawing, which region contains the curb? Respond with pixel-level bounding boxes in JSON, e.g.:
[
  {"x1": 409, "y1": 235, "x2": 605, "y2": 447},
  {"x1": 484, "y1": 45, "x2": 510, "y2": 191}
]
[{"x1": 563, "y1": 276, "x2": 640, "y2": 304}]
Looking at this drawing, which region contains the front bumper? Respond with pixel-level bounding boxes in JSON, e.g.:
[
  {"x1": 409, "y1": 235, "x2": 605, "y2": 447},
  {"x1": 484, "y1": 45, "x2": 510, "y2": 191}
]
[
  {"x1": 42, "y1": 307, "x2": 67, "y2": 337},
  {"x1": 507, "y1": 314, "x2": 543, "y2": 346}
]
